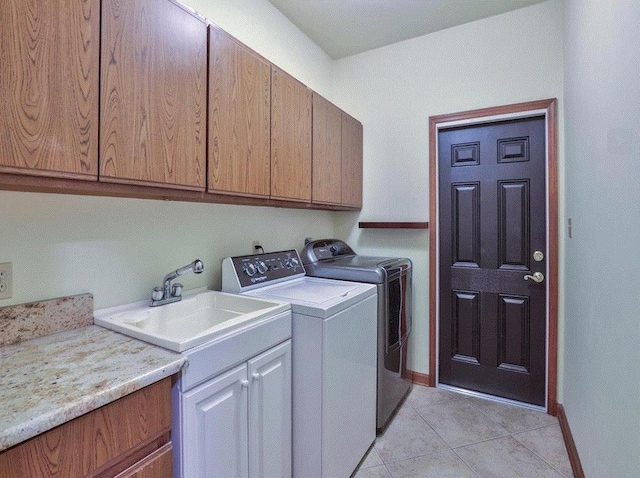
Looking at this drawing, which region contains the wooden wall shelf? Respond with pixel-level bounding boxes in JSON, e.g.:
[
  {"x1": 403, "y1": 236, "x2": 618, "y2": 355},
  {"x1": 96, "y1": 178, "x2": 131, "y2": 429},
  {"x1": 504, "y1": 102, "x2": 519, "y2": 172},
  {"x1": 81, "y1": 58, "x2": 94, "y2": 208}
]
[{"x1": 359, "y1": 222, "x2": 429, "y2": 229}]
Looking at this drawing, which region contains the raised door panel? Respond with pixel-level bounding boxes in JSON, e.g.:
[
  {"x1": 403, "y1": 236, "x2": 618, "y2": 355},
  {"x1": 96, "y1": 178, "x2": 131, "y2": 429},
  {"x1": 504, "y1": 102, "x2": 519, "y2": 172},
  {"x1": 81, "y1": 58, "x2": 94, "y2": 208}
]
[
  {"x1": 312, "y1": 94, "x2": 342, "y2": 205},
  {"x1": 452, "y1": 182, "x2": 480, "y2": 267},
  {"x1": 248, "y1": 340, "x2": 292, "y2": 478},
  {"x1": 209, "y1": 27, "x2": 270, "y2": 197},
  {"x1": 100, "y1": 0, "x2": 207, "y2": 190},
  {"x1": 341, "y1": 113, "x2": 363, "y2": 208},
  {"x1": 182, "y1": 364, "x2": 248, "y2": 478},
  {"x1": 451, "y1": 290, "x2": 480, "y2": 365},
  {"x1": 0, "y1": 0, "x2": 99, "y2": 179},
  {"x1": 271, "y1": 66, "x2": 312, "y2": 202}
]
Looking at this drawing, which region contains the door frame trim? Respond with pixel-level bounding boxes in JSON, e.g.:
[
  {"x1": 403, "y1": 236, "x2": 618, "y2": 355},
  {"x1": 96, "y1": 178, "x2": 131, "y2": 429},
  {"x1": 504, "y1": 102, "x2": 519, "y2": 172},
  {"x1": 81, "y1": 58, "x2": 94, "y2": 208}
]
[{"x1": 428, "y1": 98, "x2": 558, "y2": 415}]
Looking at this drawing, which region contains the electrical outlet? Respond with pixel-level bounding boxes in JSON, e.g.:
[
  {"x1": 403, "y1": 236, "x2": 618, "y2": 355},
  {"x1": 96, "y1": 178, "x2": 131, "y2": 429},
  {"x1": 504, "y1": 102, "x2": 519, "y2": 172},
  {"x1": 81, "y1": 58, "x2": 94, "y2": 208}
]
[
  {"x1": 0, "y1": 262, "x2": 13, "y2": 300},
  {"x1": 252, "y1": 241, "x2": 263, "y2": 254}
]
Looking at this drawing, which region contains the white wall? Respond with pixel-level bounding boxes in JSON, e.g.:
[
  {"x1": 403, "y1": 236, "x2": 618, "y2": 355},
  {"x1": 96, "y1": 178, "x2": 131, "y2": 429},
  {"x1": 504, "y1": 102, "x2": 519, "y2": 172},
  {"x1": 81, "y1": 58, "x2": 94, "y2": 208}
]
[
  {"x1": 0, "y1": 0, "x2": 335, "y2": 310},
  {"x1": 562, "y1": 0, "x2": 640, "y2": 475},
  {"x1": 183, "y1": 0, "x2": 333, "y2": 98},
  {"x1": 332, "y1": 0, "x2": 565, "y2": 377}
]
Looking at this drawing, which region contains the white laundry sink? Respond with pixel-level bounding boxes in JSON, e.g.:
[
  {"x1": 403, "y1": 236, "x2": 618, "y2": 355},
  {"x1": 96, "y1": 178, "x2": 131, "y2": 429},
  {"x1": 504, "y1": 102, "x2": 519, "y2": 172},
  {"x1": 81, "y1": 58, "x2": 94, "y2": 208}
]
[{"x1": 94, "y1": 290, "x2": 289, "y2": 352}]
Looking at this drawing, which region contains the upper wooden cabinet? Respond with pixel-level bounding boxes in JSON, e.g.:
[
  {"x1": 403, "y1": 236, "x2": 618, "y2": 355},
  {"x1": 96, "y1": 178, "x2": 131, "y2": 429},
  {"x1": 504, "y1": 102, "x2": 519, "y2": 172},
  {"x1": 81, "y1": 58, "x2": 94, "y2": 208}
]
[
  {"x1": 0, "y1": 0, "x2": 362, "y2": 210},
  {"x1": 209, "y1": 26, "x2": 271, "y2": 198},
  {"x1": 341, "y1": 112, "x2": 363, "y2": 208},
  {"x1": 312, "y1": 94, "x2": 364, "y2": 208},
  {"x1": 100, "y1": 0, "x2": 207, "y2": 190},
  {"x1": 0, "y1": 0, "x2": 99, "y2": 179},
  {"x1": 271, "y1": 66, "x2": 312, "y2": 202},
  {"x1": 312, "y1": 94, "x2": 343, "y2": 205}
]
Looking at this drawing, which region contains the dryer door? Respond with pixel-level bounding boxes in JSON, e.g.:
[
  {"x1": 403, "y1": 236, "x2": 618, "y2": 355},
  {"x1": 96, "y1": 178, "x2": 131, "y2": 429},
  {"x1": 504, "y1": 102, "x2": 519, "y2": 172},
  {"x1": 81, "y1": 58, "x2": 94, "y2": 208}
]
[{"x1": 385, "y1": 267, "x2": 412, "y2": 353}]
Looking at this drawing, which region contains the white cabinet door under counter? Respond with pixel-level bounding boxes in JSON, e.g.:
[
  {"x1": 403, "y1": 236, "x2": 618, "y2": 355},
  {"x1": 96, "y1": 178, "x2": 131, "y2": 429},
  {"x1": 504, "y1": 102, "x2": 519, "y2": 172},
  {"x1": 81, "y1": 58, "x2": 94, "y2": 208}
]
[{"x1": 179, "y1": 340, "x2": 292, "y2": 478}]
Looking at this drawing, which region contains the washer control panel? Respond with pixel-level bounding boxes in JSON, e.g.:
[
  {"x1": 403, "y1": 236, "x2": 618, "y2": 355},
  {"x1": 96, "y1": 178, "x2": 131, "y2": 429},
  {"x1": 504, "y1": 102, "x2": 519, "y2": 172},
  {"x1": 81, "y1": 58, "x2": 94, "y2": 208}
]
[{"x1": 222, "y1": 250, "x2": 305, "y2": 291}]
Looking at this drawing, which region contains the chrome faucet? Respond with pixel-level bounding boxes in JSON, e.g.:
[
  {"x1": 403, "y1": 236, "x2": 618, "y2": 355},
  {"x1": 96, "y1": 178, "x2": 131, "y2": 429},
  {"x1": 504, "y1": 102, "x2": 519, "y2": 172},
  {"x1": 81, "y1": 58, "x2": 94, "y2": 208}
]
[{"x1": 150, "y1": 260, "x2": 204, "y2": 307}]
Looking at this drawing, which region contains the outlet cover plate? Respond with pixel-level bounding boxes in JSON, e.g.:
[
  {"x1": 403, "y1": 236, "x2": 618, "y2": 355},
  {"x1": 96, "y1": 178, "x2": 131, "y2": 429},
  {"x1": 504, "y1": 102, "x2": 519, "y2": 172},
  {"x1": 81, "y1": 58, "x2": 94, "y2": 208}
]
[{"x1": 0, "y1": 262, "x2": 13, "y2": 300}]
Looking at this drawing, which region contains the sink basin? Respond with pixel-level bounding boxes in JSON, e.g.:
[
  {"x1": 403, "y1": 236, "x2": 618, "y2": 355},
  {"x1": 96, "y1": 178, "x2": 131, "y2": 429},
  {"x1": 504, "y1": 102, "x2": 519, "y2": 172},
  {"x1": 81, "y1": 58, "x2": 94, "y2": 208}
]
[{"x1": 94, "y1": 290, "x2": 289, "y2": 352}]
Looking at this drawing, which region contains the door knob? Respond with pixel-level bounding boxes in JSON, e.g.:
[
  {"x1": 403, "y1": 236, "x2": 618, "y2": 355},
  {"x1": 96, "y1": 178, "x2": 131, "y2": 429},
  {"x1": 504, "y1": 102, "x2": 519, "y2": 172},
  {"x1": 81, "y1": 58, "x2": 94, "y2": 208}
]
[{"x1": 524, "y1": 272, "x2": 544, "y2": 283}]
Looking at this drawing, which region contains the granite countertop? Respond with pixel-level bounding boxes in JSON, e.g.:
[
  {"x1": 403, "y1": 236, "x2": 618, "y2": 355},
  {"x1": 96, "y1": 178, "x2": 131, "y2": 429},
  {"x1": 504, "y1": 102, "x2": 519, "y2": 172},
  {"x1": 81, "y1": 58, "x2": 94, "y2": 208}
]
[{"x1": 0, "y1": 325, "x2": 186, "y2": 451}]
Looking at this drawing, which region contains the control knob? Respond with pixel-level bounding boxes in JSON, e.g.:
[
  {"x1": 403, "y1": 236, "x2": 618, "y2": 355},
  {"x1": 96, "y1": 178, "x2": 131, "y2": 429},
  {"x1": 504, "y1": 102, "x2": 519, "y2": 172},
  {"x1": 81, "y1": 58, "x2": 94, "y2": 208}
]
[
  {"x1": 285, "y1": 257, "x2": 300, "y2": 269},
  {"x1": 256, "y1": 261, "x2": 268, "y2": 274},
  {"x1": 244, "y1": 263, "x2": 257, "y2": 277}
]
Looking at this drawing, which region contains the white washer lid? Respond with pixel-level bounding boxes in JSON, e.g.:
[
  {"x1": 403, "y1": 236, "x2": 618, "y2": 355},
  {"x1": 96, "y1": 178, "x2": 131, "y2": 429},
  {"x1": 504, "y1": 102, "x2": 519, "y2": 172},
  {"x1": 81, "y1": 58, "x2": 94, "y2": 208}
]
[{"x1": 243, "y1": 277, "x2": 375, "y2": 319}]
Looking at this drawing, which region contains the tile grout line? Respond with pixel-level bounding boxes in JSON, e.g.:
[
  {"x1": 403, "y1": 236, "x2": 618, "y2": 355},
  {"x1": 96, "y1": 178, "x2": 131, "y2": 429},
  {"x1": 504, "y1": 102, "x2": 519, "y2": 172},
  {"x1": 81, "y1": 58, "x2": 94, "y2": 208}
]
[
  {"x1": 461, "y1": 396, "x2": 518, "y2": 431},
  {"x1": 511, "y1": 430, "x2": 573, "y2": 478},
  {"x1": 360, "y1": 390, "x2": 570, "y2": 477},
  {"x1": 511, "y1": 420, "x2": 563, "y2": 435},
  {"x1": 453, "y1": 433, "x2": 571, "y2": 478},
  {"x1": 406, "y1": 400, "x2": 460, "y2": 453},
  {"x1": 463, "y1": 396, "x2": 561, "y2": 435},
  {"x1": 449, "y1": 432, "x2": 513, "y2": 450},
  {"x1": 374, "y1": 401, "x2": 456, "y2": 468},
  {"x1": 411, "y1": 399, "x2": 513, "y2": 449},
  {"x1": 451, "y1": 446, "x2": 482, "y2": 478}
]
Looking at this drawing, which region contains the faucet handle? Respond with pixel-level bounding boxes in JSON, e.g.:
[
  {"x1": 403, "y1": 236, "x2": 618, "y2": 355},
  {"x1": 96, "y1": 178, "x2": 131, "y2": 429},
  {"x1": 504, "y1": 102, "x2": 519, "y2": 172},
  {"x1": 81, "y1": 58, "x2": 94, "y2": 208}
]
[
  {"x1": 152, "y1": 286, "x2": 164, "y2": 301},
  {"x1": 171, "y1": 283, "x2": 183, "y2": 297}
]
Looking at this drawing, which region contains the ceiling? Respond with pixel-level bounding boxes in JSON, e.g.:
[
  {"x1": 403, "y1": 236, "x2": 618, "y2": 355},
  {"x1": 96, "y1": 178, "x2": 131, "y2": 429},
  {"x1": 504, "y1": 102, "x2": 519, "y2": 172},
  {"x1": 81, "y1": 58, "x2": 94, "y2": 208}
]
[{"x1": 268, "y1": 0, "x2": 547, "y2": 59}]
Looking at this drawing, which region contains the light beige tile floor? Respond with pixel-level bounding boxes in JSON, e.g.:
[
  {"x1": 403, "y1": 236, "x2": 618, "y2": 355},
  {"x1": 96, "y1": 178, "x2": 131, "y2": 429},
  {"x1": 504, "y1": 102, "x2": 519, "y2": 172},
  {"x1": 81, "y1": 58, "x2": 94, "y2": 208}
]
[{"x1": 354, "y1": 385, "x2": 573, "y2": 478}]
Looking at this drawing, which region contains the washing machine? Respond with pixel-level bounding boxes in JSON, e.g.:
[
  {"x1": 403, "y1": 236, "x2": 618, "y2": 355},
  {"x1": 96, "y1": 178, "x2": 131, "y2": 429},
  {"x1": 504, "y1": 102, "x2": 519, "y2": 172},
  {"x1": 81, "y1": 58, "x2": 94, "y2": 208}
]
[{"x1": 222, "y1": 249, "x2": 377, "y2": 478}]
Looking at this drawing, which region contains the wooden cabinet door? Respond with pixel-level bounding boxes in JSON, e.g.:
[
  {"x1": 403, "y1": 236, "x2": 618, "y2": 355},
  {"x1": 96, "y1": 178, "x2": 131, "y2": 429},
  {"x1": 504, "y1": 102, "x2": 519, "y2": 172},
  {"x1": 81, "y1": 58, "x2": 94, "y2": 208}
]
[
  {"x1": 100, "y1": 0, "x2": 207, "y2": 190},
  {"x1": 341, "y1": 113, "x2": 363, "y2": 208},
  {"x1": 312, "y1": 94, "x2": 342, "y2": 205},
  {"x1": 116, "y1": 443, "x2": 172, "y2": 478},
  {"x1": 0, "y1": 0, "x2": 99, "y2": 179},
  {"x1": 0, "y1": 378, "x2": 172, "y2": 477},
  {"x1": 182, "y1": 364, "x2": 249, "y2": 478},
  {"x1": 248, "y1": 340, "x2": 292, "y2": 478},
  {"x1": 271, "y1": 66, "x2": 312, "y2": 202},
  {"x1": 209, "y1": 27, "x2": 271, "y2": 197}
]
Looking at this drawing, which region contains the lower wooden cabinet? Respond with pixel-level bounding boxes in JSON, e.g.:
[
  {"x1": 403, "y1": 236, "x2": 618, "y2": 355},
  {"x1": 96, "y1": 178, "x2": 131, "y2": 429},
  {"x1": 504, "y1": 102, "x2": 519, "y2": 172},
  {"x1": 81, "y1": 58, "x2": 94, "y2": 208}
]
[
  {"x1": 0, "y1": 378, "x2": 173, "y2": 478},
  {"x1": 116, "y1": 443, "x2": 173, "y2": 478},
  {"x1": 178, "y1": 340, "x2": 292, "y2": 478}
]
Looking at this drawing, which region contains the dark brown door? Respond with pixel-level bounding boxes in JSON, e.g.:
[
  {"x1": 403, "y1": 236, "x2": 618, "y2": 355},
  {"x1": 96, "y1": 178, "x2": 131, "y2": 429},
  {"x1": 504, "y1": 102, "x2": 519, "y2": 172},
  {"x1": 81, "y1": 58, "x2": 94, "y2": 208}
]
[{"x1": 438, "y1": 116, "x2": 546, "y2": 406}]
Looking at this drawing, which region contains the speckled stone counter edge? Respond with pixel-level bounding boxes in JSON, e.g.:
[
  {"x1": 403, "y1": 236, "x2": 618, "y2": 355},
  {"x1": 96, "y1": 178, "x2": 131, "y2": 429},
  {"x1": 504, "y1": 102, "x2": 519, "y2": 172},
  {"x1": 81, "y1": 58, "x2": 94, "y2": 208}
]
[
  {"x1": 0, "y1": 294, "x2": 185, "y2": 451},
  {"x1": 0, "y1": 326, "x2": 186, "y2": 452},
  {"x1": 0, "y1": 293, "x2": 94, "y2": 347}
]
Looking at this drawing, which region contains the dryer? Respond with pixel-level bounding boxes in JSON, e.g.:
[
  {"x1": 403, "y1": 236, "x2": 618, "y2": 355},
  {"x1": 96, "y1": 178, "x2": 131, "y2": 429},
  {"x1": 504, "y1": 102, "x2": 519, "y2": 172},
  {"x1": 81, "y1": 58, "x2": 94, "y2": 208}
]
[
  {"x1": 301, "y1": 239, "x2": 413, "y2": 432},
  {"x1": 222, "y1": 250, "x2": 377, "y2": 478}
]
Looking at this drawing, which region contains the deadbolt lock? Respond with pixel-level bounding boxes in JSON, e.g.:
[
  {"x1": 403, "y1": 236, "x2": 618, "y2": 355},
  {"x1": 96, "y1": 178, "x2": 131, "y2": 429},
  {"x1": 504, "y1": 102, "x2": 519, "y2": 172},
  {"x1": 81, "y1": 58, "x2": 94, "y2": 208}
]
[{"x1": 533, "y1": 251, "x2": 544, "y2": 262}]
